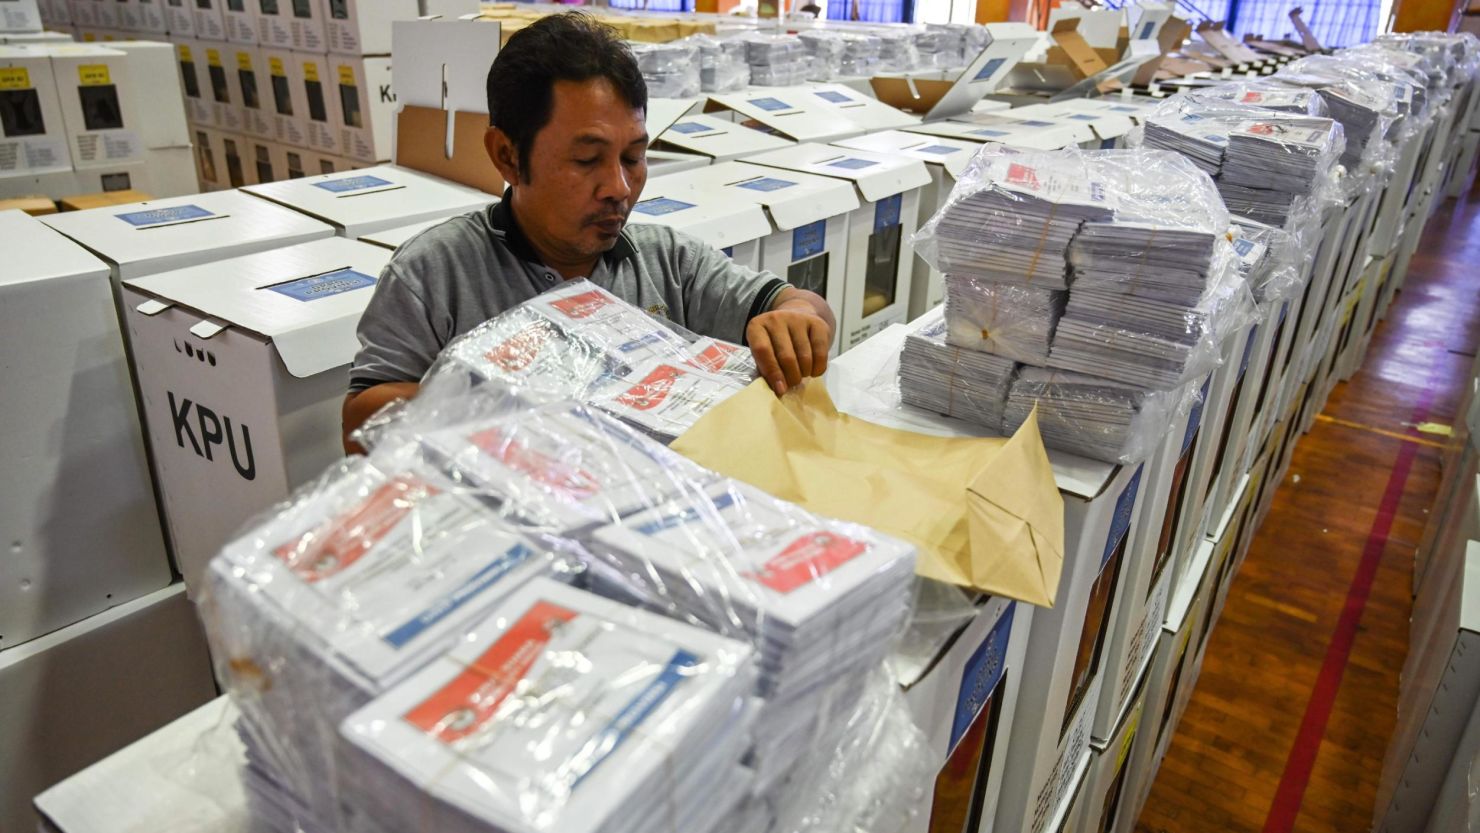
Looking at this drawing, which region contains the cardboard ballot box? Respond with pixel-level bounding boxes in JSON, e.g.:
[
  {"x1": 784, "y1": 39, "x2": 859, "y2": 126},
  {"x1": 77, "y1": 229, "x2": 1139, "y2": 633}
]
[
  {"x1": 1074, "y1": 671, "x2": 1149, "y2": 833},
  {"x1": 330, "y1": 52, "x2": 392, "y2": 163},
  {"x1": 1017, "y1": 98, "x2": 1138, "y2": 148},
  {"x1": 173, "y1": 40, "x2": 214, "y2": 127},
  {"x1": 226, "y1": 43, "x2": 272, "y2": 138},
  {"x1": 654, "y1": 112, "x2": 794, "y2": 164},
  {"x1": 899, "y1": 595, "x2": 1033, "y2": 833},
  {"x1": 356, "y1": 213, "x2": 463, "y2": 250},
  {"x1": 705, "y1": 88, "x2": 867, "y2": 144},
  {"x1": 297, "y1": 48, "x2": 340, "y2": 154},
  {"x1": 290, "y1": 0, "x2": 327, "y2": 52},
  {"x1": 904, "y1": 110, "x2": 1089, "y2": 151},
  {"x1": 162, "y1": 0, "x2": 193, "y2": 36},
  {"x1": 46, "y1": 44, "x2": 149, "y2": 171},
  {"x1": 744, "y1": 142, "x2": 930, "y2": 351},
  {"x1": 120, "y1": 237, "x2": 391, "y2": 591},
  {"x1": 243, "y1": 163, "x2": 494, "y2": 238},
  {"x1": 222, "y1": 0, "x2": 257, "y2": 44},
  {"x1": 255, "y1": 0, "x2": 290, "y2": 48},
  {"x1": 632, "y1": 166, "x2": 778, "y2": 272},
  {"x1": 41, "y1": 188, "x2": 333, "y2": 294},
  {"x1": 0, "y1": 45, "x2": 72, "y2": 187},
  {"x1": 830, "y1": 129, "x2": 981, "y2": 319},
  {"x1": 798, "y1": 82, "x2": 919, "y2": 131},
  {"x1": 258, "y1": 46, "x2": 305, "y2": 146},
  {"x1": 0, "y1": 210, "x2": 171, "y2": 650}
]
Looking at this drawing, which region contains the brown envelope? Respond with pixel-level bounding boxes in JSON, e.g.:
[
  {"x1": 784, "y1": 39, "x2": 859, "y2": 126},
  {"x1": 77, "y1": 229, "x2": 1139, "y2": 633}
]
[{"x1": 672, "y1": 379, "x2": 1065, "y2": 606}]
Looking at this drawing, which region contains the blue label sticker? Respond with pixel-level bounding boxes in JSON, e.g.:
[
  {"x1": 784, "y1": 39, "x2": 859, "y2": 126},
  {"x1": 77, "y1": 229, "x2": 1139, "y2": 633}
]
[
  {"x1": 1017, "y1": 119, "x2": 1055, "y2": 127},
  {"x1": 381, "y1": 544, "x2": 532, "y2": 648},
  {"x1": 115, "y1": 204, "x2": 215, "y2": 227},
  {"x1": 1100, "y1": 138, "x2": 1117, "y2": 149},
  {"x1": 792, "y1": 219, "x2": 825, "y2": 261},
  {"x1": 669, "y1": 121, "x2": 712, "y2": 135},
  {"x1": 749, "y1": 97, "x2": 792, "y2": 112},
  {"x1": 829, "y1": 157, "x2": 878, "y2": 170},
  {"x1": 919, "y1": 144, "x2": 959, "y2": 155},
  {"x1": 635, "y1": 492, "x2": 736, "y2": 536},
  {"x1": 633, "y1": 197, "x2": 696, "y2": 216},
  {"x1": 973, "y1": 57, "x2": 1006, "y2": 82},
  {"x1": 1233, "y1": 237, "x2": 1256, "y2": 256},
  {"x1": 1103, "y1": 464, "x2": 1143, "y2": 568},
  {"x1": 874, "y1": 193, "x2": 901, "y2": 233},
  {"x1": 1069, "y1": 114, "x2": 1098, "y2": 122},
  {"x1": 313, "y1": 174, "x2": 393, "y2": 193},
  {"x1": 972, "y1": 128, "x2": 1009, "y2": 137},
  {"x1": 739, "y1": 176, "x2": 798, "y2": 192},
  {"x1": 266, "y1": 267, "x2": 376, "y2": 301},
  {"x1": 814, "y1": 90, "x2": 852, "y2": 103},
  {"x1": 1183, "y1": 377, "x2": 1212, "y2": 454},
  {"x1": 571, "y1": 649, "x2": 698, "y2": 787},
  {"x1": 722, "y1": 246, "x2": 734, "y2": 258},
  {"x1": 949, "y1": 603, "x2": 1015, "y2": 751},
  {"x1": 1109, "y1": 105, "x2": 1138, "y2": 112},
  {"x1": 1240, "y1": 324, "x2": 1258, "y2": 374},
  {"x1": 1139, "y1": 21, "x2": 1155, "y2": 39}
]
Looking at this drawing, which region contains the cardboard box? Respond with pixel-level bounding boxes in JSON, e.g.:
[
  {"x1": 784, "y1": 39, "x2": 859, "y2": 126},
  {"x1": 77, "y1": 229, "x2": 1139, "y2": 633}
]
[
  {"x1": 221, "y1": 0, "x2": 256, "y2": 43},
  {"x1": 161, "y1": 0, "x2": 192, "y2": 36},
  {"x1": 0, "y1": 45, "x2": 73, "y2": 182},
  {"x1": 704, "y1": 88, "x2": 866, "y2": 143},
  {"x1": 242, "y1": 162, "x2": 494, "y2": 237},
  {"x1": 46, "y1": 43, "x2": 149, "y2": 170},
  {"x1": 1074, "y1": 671, "x2": 1148, "y2": 833},
  {"x1": 197, "y1": 41, "x2": 241, "y2": 131},
  {"x1": 0, "y1": 209, "x2": 171, "y2": 650},
  {"x1": 356, "y1": 213, "x2": 455, "y2": 249},
  {"x1": 172, "y1": 39, "x2": 213, "y2": 126},
  {"x1": 190, "y1": 0, "x2": 225, "y2": 41},
  {"x1": 121, "y1": 236, "x2": 392, "y2": 589},
  {"x1": 0, "y1": 584, "x2": 217, "y2": 833},
  {"x1": 869, "y1": 23, "x2": 1039, "y2": 122},
  {"x1": 41, "y1": 188, "x2": 333, "y2": 283},
  {"x1": 276, "y1": 139, "x2": 309, "y2": 177},
  {"x1": 0, "y1": 163, "x2": 74, "y2": 196},
  {"x1": 628, "y1": 165, "x2": 772, "y2": 272},
  {"x1": 744, "y1": 142, "x2": 930, "y2": 351},
  {"x1": 903, "y1": 111, "x2": 1089, "y2": 151},
  {"x1": 226, "y1": 42, "x2": 270, "y2": 137},
  {"x1": 387, "y1": 18, "x2": 501, "y2": 193},
  {"x1": 645, "y1": 147, "x2": 707, "y2": 177},
  {"x1": 295, "y1": 48, "x2": 337, "y2": 153},
  {"x1": 653, "y1": 111, "x2": 794, "y2": 163},
  {"x1": 35, "y1": 0, "x2": 68, "y2": 26},
  {"x1": 324, "y1": 0, "x2": 475, "y2": 55},
  {"x1": 0, "y1": 27, "x2": 72, "y2": 43},
  {"x1": 242, "y1": 130, "x2": 275, "y2": 181},
  {"x1": 329, "y1": 52, "x2": 389, "y2": 162},
  {"x1": 258, "y1": 47, "x2": 303, "y2": 143},
  {"x1": 1205, "y1": 473, "x2": 1255, "y2": 629},
  {"x1": 66, "y1": 0, "x2": 95, "y2": 28},
  {"x1": 1, "y1": 0, "x2": 44, "y2": 31},
  {"x1": 1005, "y1": 18, "x2": 1110, "y2": 93},
  {"x1": 254, "y1": 0, "x2": 289, "y2": 47},
  {"x1": 100, "y1": 39, "x2": 191, "y2": 149},
  {"x1": 124, "y1": 0, "x2": 167, "y2": 33},
  {"x1": 829, "y1": 128, "x2": 979, "y2": 319},
  {"x1": 190, "y1": 125, "x2": 220, "y2": 188},
  {"x1": 217, "y1": 128, "x2": 252, "y2": 185},
  {"x1": 1017, "y1": 98, "x2": 1136, "y2": 148},
  {"x1": 288, "y1": 0, "x2": 325, "y2": 52},
  {"x1": 900, "y1": 596, "x2": 1033, "y2": 833},
  {"x1": 667, "y1": 160, "x2": 855, "y2": 355},
  {"x1": 139, "y1": 142, "x2": 196, "y2": 195},
  {"x1": 798, "y1": 82, "x2": 919, "y2": 131}
]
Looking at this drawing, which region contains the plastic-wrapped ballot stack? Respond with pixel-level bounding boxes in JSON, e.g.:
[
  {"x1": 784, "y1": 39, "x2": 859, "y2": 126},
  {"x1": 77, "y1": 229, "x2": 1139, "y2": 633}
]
[
  {"x1": 922, "y1": 23, "x2": 972, "y2": 68},
  {"x1": 685, "y1": 35, "x2": 749, "y2": 92},
  {"x1": 943, "y1": 277, "x2": 1063, "y2": 364},
  {"x1": 1272, "y1": 58, "x2": 1401, "y2": 172},
  {"x1": 629, "y1": 40, "x2": 701, "y2": 99},
  {"x1": 205, "y1": 309, "x2": 929, "y2": 833},
  {"x1": 1004, "y1": 368, "x2": 1186, "y2": 463},
  {"x1": 898, "y1": 306, "x2": 1017, "y2": 430},
  {"x1": 798, "y1": 30, "x2": 882, "y2": 79},
  {"x1": 735, "y1": 32, "x2": 811, "y2": 87},
  {"x1": 876, "y1": 29, "x2": 921, "y2": 72},
  {"x1": 1230, "y1": 218, "x2": 1305, "y2": 307}
]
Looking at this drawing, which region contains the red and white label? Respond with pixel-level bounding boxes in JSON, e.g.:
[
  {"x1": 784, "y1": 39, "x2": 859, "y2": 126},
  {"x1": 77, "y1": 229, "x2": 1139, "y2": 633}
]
[
  {"x1": 746, "y1": 532, "x2": 867, "y2": 594},
  {"x1": 615, "y1": 364, "x2": 685, "y2": 412},
  {"x1": 469, "y1": 427, "x2": 601, "y2": 500},
  {"x1": 274, "y1": 475, "x2": 436, "y2": 584},
  {"x1": 402, "y1": 600, "x2": 577, "y2": 744},
  {"x1": 550, "y1": 290, "x2": 615, "y2": 320},
  {"x1": 1006, "y1": 162, "x2": 1041, "y2": 191},
  {"x1": 483, "y1": 322, "x2": 552, "y2": 373},
  {"x1": 689, "y1": 342, "x2": 743, "y2": 374}
]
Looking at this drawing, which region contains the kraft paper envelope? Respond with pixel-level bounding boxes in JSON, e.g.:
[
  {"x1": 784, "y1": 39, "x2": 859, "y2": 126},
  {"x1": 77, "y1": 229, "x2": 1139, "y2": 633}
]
[{"x1": 672, "y1": 379, "x2": 1066, "y2": 607}]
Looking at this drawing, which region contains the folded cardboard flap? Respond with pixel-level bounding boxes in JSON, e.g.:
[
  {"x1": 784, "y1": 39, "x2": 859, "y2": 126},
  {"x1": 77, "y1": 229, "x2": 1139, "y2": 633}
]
[
  {"x1": 1045, "y1": 17, "x2": 1110, "y2": 80},
  {"x1": 394, "y1": 105, "x2": 504, "y2": 195},
  {"x1": 870, "y1": 76, "x2": 958, "y2": 115},
  {"x1": 1288, "y1": 8, "x2": 1323, "y2": 53},
  {"x1": 1130, "y1": 15, "x2": 1192, "y2": 87},
  {"x1": 1196, "y1": 21, "x2": 1262, "y2": 64}
]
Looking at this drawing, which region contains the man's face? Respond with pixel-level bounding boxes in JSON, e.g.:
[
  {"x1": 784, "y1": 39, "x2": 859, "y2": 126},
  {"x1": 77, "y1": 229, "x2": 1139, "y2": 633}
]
[{"x1": 512, "y1": 77, "x2": 648, "y2": 266}]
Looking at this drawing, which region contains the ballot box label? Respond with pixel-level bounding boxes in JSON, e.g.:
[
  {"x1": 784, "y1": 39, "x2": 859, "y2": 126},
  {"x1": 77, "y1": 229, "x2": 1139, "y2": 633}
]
[
  {"x1": 116, "y1": 204, "x2": 217, "y2": 228},
  {"x1": 633, "y1": 197, "x2": 696, "y2": 216},
  {"x1": 950, "y1": 602, "x2": 1014, "y2": 749},
  {"x1": 266, "y1": 268, "x2": 376, "y2": 301},
  {"x1": 749, "y1": 96, "x2": 792, "y2": 112},
  {"x1": 814, "y1": 90, "x2": 852, "y2": 104},
  {"x1": 792, "y1": 219, "x2": 826, "y2": 261},
  {"x1": 974, "y1": 57, "x2": 1007, "y2": 82},
  {"x1": 313, "y1": 174, "x2": 394, "y2": 193},
  {"x1": 1104, "y1": 464, "x2": 1142, "y2": 567},
  {"x1": 669, "y1": 121, "x2": 711, "y2": 135},
  {"x1": 875, "y1": 193, "x2": 902, "y2": 232},
  {"x1": 738, "y1": 176, "x2": 796, "y2": 192},
  {"x1": 919, "y1": 144, "x2": 960, "y2": 155},
  {"x1": 828, "y1": 156, "x2": 878, "y2": 170}
]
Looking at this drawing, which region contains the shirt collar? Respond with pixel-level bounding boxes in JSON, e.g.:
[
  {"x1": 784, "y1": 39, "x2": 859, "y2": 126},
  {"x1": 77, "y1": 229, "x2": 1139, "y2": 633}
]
[{"x1": 489, "y1": 187, "x2": 638, "y2": 269}]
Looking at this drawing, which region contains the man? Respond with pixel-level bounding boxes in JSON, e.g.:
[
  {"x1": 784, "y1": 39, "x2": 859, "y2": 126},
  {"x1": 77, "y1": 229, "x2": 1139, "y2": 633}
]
[{"x1": 342, "y1": 12, "x2": 834, "y2": 452}]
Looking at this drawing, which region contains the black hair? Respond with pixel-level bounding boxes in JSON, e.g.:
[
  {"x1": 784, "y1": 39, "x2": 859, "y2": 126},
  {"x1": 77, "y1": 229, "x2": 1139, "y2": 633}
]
[{"x1": 485, "y1": 12, "x2": 648, "y2": 182}]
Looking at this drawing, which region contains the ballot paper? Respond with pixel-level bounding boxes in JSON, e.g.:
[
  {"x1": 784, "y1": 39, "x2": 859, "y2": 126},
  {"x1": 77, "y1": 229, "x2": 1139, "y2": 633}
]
[
  {"x1": 899, "y1": 306, "x2": 1017, "y2": 430},
  {"x1": 420, "y1": 404, "x2": 712, "y2": 533},
  {"x1": 1048, "y1": 290, "x2": 1216, "y2": 391},
  {"x1": 1141, "y1": 112, "x2": 1231, "y2": 175},
  {"x1": 1067, "y1": 221, "x2": 1221, "y2": 305},
  {"x1": 592, "y1": 359, "x2": 746, "y2": 443},
  {"x1": 1003, "y1": 366, "x2": 1180, "y2": 463},
  {"x1": 943, "y1": 276, "x2": 1064, "y2": 364},
  {"x1": 1221, "y1": 118, "x2": 1341, "y2": 194},
  {"x1": 1192, "y1": 84, "x2": 1328, "y2": 115},
  {"x1": 926, "y1": 155, "x2": 1115, "y2": 288},
  {"x1": 735, "y1": 32, "x2": 811, "y2": 86},
  {"x1": 629, "y1": 41, "x2": 701, "y2": 98},
  {"x1": 686, "y1": 337, "x2": 759, "y2": 384},
  {"x1": 338, "y1": 578, "x2": 756, "y2": 833}
]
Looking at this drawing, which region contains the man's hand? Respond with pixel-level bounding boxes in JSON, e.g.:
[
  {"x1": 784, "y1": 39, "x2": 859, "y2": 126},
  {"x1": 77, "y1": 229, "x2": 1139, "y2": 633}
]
[
  {"x1": 341, "y1": 381, "x2": 420, "y2": 455},
  {"x1": 746, "y1": 287, "x2": 835, "y2": 396}
]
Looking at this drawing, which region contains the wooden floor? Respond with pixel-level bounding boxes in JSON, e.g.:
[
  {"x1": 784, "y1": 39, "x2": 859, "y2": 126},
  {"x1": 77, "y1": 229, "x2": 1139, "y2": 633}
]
[{"x1": 1135, "y1": 176, "x2": 1480, "y2": 833}]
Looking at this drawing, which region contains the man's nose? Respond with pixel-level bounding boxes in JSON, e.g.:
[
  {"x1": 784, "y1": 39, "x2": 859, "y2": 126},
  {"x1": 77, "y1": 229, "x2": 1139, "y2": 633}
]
[{"x1": 595, "y1": 157, "x2": 633, "y2": 204}]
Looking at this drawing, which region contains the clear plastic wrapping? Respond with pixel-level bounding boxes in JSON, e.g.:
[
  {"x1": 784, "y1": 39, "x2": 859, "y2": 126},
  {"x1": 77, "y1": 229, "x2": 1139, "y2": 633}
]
[
  {"x1": 628, "y1": 40, "x2": 702, "y2": 99},
  {"x1": 1274, "y1": 58, "x2": 1400, "y2": 175},
  {"x1": 876, "y1": 29, "x2": 921, "y2": 73},
  {"x1": 685, "y1": 34, "x2": 751, "y2": 92},
  {"x1": 735, "y1": 31, "x2": 812, "y2": 87},
  {"x1": 944, "y1": 276, "x2": 1063, "y2": 364},
  {"x1": 898, "y1": 306, "x2": 1017, "y2": 432},
  {"x1": 1231, "y1": 217, "x2": 1306, "y2": 306},
  {"x1": 798, "y1": 30, "x2": 882, "y2": 79},
  {"x1": 1001, "y1": 367, "x2": 1201, "y2": 464},
  {"x1": 923, "y1": 23, "x2": 970, "y2": 68},
  {"x1": 204, "y1": 294, "x2": 930, "y2": 833}
]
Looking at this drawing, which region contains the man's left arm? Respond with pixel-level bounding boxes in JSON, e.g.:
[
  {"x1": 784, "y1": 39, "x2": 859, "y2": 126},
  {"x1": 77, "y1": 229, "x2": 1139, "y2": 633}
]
[{"x1": 747, "y1": 287, "x2": 833, "y2": 396}]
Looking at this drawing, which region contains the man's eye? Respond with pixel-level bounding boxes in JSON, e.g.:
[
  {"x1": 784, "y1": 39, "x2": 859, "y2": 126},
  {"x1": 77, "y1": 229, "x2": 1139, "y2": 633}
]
[
  {"x1": 622, "y1": 156, "x2": 643, "y2": 166},
  {"x1": 575, "y1": 157, "x2": 598, "y2": 166}
]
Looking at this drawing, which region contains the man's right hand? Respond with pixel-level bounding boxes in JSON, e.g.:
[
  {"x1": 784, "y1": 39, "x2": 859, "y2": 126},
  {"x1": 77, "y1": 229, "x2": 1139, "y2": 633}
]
[{"x1": 341, "y1": 381, "x2": 420, "y2": 455}]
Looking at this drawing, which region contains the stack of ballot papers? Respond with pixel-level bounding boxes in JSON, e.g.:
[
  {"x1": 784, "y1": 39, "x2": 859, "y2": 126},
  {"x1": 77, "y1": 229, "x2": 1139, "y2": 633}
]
[
  {"x1": 1190, "y1": 84, "x2": 1330, "y2": 116},
  {"x1": 925, "y1": 155, "x2": 1115, "y2": 288},
  {"x1": 1141, "y1": 112, "x2": 1231, "y2": 175},
  {"x1": 1067, "y1": 221, "x2": 1221, "y2": 305},
  {"x1": 899, "y1": 306, "x2": 1017, "y2": 430},
  {"x1": 736, "y1": 32, "x2": 810, "y2": 86},
  {"x1": 1003, "y1": 367, "x2": 1180, "y2": 463},
  {"x1": 688, "y1": 35, "x2": 749, "y2": 92},
  {"x1": 629, "y1": 41, "x2": 701, "y2": 98},
  {"x1": 591, "y1": 358, "x2": 746, "y2": 443},
  {"x1": 1220, "y1": 117, "x2": 1342, "y2": 196},
  {"x1": 686, "y1": 337, "x2": 759, "y2": 385},
  {"x1": 1273, "y1": 71, "x2": 1389, "y2": 169},
  {"x1": 944, "y1": 275, "x2": 1064, "y2": 364},
  {"x1": 439, "y1": 280, "x2": 693, "y2": 402},
  {"x1": 419, "y1": 403, "x2": 712, "y2": 534},
  {"x1": 205, "y1": 451, "x2": 559, "y2": 825},
  {"x1": 1049, "y1": 285, "x2": 1222, "y2": 390},
  {"x1": 877, "y1": 29, "x2": 921, "y2": 71},
  {"x1": 337, "y1": 578, "x2": 758, "y2": 833}
]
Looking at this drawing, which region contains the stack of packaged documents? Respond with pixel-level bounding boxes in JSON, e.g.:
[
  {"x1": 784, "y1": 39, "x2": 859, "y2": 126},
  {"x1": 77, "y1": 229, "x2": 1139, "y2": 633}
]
[
  {"x1": 944, "y1": 276, "x2": 1063, "y2": 364},
  {"x1": 629, "y1": 41, "x2": 701, "y2": 98},
  {"x1": 591, "y1": 359, "x2": 746, "y2": 443},
  {"x1": 899, "y1": 306, "x2": 1017, "y2": 430},
  {"x1": 735, "y1": 32, "x2": 811, "y2": 86},
  {"x1": 1003, "y1": 368, "x2": 1186, "y2": 463}
]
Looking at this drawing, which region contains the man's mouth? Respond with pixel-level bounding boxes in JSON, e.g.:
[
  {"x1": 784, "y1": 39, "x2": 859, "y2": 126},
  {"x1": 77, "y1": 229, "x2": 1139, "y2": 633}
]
[{"x1": 590, "y1": 216, "x2": 625, "y2": 234}]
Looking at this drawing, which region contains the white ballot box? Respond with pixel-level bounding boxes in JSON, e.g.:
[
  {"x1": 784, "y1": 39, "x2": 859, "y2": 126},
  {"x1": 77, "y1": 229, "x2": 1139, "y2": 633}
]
[
  {"x1": 243, "y1": 163, "x2": 495, "y2": 237},
  {"x1": 633, "y1": 165, "x2": 781, "y2": 272}
]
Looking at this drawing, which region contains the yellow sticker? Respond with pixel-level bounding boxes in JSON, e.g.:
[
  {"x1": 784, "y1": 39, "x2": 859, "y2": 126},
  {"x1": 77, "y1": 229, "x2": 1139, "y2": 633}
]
[
  {"x1": 269, "y1": 57, "x2": 285, "y2": 76},
  {"x1": 336, "y1": 64, "x2": 356, "y2": 86},
  {"x1": 78, "y1": 64, "x2": 111, "y2": 86},
  {"x1": 207, "y1": 48, "x2": 222, "y2": 67},
  {"x1": 1176, "y1": 620, "x2": 1193, "y2": 655},
  {"x1": 0, "y1": 67, "x2": 30, "y2": 91},
  {"x1": 302, "y1": 61, "x2": 319, "y2": 82},
  {"x1": 178, "y1": 44, "x2": 193, "y2": 62},
  {"x1": 82, "y1": 32, "x2": 96, "y2": 41},
  {"x1": 1117, "y1": 704, "x2": 1143, "y2": 769},
  {"x1": 236, "y1": 51, "x2": 253, "y2": 71}
]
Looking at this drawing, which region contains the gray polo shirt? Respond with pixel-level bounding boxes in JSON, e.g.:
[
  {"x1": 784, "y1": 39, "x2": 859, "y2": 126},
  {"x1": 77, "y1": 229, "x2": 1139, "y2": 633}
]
[{"x1": 348, "y1": 194, "x2": 788, "y2": 394}]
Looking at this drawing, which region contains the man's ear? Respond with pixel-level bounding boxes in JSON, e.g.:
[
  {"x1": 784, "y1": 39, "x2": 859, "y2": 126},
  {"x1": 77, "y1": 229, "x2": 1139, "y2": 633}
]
[{"x1": 484, "y1": 126, "x2": 522, "y2": 185}]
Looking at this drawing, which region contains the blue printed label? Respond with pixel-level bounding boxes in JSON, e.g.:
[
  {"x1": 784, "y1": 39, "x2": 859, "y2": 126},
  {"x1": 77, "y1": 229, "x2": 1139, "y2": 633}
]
[
  {"x1": 633, "y1": 197, "x2": 695, "y2": 216},
  {"x1": 571, "y1": 649, "x2": 698, "y2": 787},
  {"x1": 815, "y1": 90, "x2": 852, "y2": 104},
  {"x1": 313, "y1": 174, "x2": 393, "y2": 193},
  {"x1": 1069, "y1": 113, "x2": 1098, "y2": 122},
  {"x1": 669, "y1": 121, "x2": 712, "y2": 135},
  {"x1": 874, "y1": 193, "x2": 901, "y2": 233},
  {"x1": 1139, "y1": 21, "x2": 1155, "y2": 38},
  {"x1": 1183, "y1": 377, "x2": 1212, "y2": 454},
  {"x1": 919, "y1": 144, "x2": 959, "y2": 155},
  {"x1": 749, "y1": 97, "x2": 792, "y2": 112},
  {"x1": 739, "y1": 176, "x2": 798, "y2": 192},
  {"x1": 1017, "y1": 119, "x2": 1055, "y2": 127},
  {"x1": 115, "y1": 204, "x2": 215, "y2": 227},
  {"x1": 1103, "y1": 464, "x2": 1143, "y2": 568},
  {"x1": 635, "y1": 492, "x2": 737, "y2": 536},
  {"x1": 973, "y1": 57, "x2": 1006, "y2": 82},
  {"x1": 972, "y1": 128, "x2": 1009, "y2": 137},
  {"x1": 1100, "y1": 138, "x2": 1117, "y2": 149},
  {"x1": 1109, "y1": 105, "x2": 1138, "y2": 112},
  {"x1": 829, "y1": 157, "x2": 878, "y2": 170},
  {"x1": 950, "y1": 603, "x2": 1015, "y2": 751},
  {"x1": 792, "y1": 219, "x2": 826, "y2": 261},
  {"x1": 1233, "y1": 237, "x2": 1256, "y2": 256},
  {"x1": 722, "y1": 246, "x2": 734, "y2": 258},
  {"x1": 1240, "y1": 325, "x2": 1258, "y2": 374},
  {"x1": 266, "y1": 267, "x2": 376, "y2": 301},
  {"x1": 381, "y1": 544, "x2": 532, "y2": 648}
]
